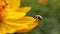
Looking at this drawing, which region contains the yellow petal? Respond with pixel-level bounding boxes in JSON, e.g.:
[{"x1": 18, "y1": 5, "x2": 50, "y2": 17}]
[
  {"x1": 0, "y1": 23, "x2": 6, "y2": 34},
  {"x1": 0, "y1": 31, "x2": 5, "y2": 34},
  {"x1": 7, "y1": 0, "x2": 21, "y2": 10},
  {"x1": 4, "y1": 9, "x2": 26, "y2": 20},
  {"x1": 2, "y1": 23, "x2": 27, "y2": 33},
  {"x1": 0, "y1": 30, "x2": 4, "y2": 34},
  {"x1": 3, "y1": 23, "x2": 18, "y2": 33},
  {"x1": 0, "y1": 23, "x2": 15, "y2": 34},
  {"x1": 17, "y1": 7, "x2": 31, "y2": 13},
  {"x1": 3, "y1": 20, "x2": 29, "y2": 33},
  {"x1": 16, "y1": 21, "x2": 38, "y2": 33},
  {"x1": 3, "y1": 16, "x2": 38, "y2": 33},
  {"x1": 4, "y1": 16, "x2": 36, "y2": 25},
  {"x1": 1, "y1": 23, "x2": 7, "y2": 33}
]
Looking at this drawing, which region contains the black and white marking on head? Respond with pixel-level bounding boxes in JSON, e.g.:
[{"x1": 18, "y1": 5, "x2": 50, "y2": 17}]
[{"x1": 33, "y1": 15, "x2": 43, "y2": 20}]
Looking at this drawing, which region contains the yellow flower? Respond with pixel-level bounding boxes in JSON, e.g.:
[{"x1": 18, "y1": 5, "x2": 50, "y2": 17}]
[{"x1": 0, "y1": 0, "x2": 43, "y2": 34}]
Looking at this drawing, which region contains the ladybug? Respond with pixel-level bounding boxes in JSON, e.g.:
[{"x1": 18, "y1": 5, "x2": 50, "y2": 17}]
[{"x1": 33, "y1": 15, "x2": 43, "y2": 21}]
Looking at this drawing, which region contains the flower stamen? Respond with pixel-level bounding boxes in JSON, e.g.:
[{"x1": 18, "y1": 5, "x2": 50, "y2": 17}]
[{"x1": 0, "y1": 0, "x2": 8, "y2": 18}]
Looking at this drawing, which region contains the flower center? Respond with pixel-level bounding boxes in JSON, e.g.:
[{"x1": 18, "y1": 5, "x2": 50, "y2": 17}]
[{"x1": 0, "y1": 0, "x2": 8, "y2": 18}]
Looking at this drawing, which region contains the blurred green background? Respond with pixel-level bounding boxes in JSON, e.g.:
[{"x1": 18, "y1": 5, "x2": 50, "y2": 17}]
[{"x1": 19, "y1": 0, "x2": 60, "y2": 34}]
